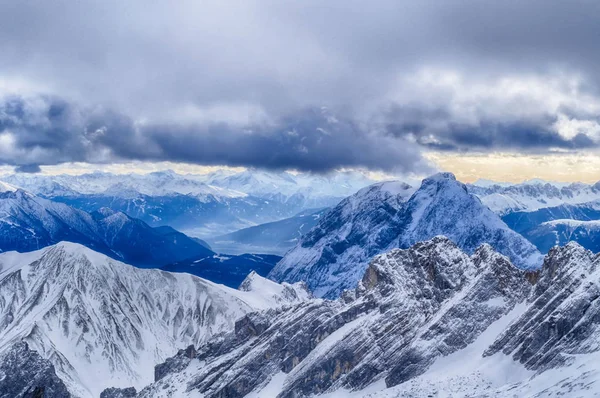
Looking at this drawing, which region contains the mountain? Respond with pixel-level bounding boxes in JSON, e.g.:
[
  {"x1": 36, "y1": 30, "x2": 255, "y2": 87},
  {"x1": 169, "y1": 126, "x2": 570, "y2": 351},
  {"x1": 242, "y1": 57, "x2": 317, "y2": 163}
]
[
  {"x1": 50, "y1": 191, "x2": 330, "y2": 238},
  {"x1": 0, "y1": 242, "x2": 310, "y2": 397},
  {"x1": 209, "y1": 208, "x2": 329, "y2": 255},
  {"x1": 495, "y1": 200, "x2": 600, "y2": 254},
  {"x1": 162, "y1": 253, "x2": 282, "y2": 288},
  {"x1": 0, "y1": 187, "x2": 211, "y2": 267},
  {"x1": 127, "y1": 238, "x2": 600, "y2": 398},
  {"x1": 501, "y1": 199, "x2": 600, "y2": 234},
  {"x1": 468, "y1": 180, "x2": 600, "y2": 215},
  {"x1": 270, "y1": 173, "x2": 543, "y2": 298},
  {"x1": 522, "y1": 219, "x2": 600, "y2": 253},
  {"x1": 1, "y1": 169, "x2": 375, "y2": 238},
  {"x1": 1, "y1": 170, "x2": 247, "y2": 198},
  {"x1": 204, "y1": 168, "x2": 375, "y2": 203}
]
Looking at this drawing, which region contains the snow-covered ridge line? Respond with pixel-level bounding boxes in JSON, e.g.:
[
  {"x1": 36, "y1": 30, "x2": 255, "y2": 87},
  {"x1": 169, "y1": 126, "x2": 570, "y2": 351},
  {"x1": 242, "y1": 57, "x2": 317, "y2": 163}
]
[
  {"x1": 0, "y1": 188, "x2": 212, "y2": 267},
  {"x1": 541, "y1": 218, "x2": 600, "y2": 227},
  {"x1": 271, "y1": 172, "x2": 542, "y2": 298},
  {"x1": 468, "y1": 179, "x2": 600, "y2": 215},
  {"x1": 0, "y1": 169, "x2": 376, "y2": 200},
  {"x1": 135, "y1": 238, "x2": 600, "y2": 398},
  {"x1": 0, "y1": 242, "x2": 310, "y2": 397}
]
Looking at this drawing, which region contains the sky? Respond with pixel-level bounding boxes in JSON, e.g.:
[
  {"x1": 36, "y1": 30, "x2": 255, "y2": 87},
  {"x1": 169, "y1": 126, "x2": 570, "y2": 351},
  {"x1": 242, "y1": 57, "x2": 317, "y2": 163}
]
[{"x1": 2, "y1": 1, "x2": 600, "y2": 182}]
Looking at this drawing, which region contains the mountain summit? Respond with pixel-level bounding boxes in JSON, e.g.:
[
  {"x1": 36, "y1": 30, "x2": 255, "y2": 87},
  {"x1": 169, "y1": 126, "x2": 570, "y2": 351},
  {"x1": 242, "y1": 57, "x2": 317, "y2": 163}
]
[
  {"x1": 270, "y1": 173, "x2": 542, "y2": 298},
  {"x1": 0, "y1": 242, "x2": 308, "y2": 396}
]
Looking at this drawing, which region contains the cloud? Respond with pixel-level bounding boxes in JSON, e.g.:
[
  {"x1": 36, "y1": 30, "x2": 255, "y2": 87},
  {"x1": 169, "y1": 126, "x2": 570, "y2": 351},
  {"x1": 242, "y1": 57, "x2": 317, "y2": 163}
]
[
  {"x1": 1, "y1": 1, "x2": 600, "y2": 172},
  {"x1": 0, "y1": 96, "x2": 431, "y2": 173},
  {"x1": 382, "y1": 70, "x2": 600, "y2": 152}
]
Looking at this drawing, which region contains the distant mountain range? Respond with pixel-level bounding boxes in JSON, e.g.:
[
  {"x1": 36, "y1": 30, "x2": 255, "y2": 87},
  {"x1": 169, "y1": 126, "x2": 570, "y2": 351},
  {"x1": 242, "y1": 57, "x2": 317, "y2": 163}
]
[
  {"x1": 468, "y1": 180, "x2": 600, "y2": 253},
  {"x1": 0, "y1": 184, "x2": 211, "y2": 267},
  {"x1": 1, "y1": 169, "x2": 375, "y2": 237},
  {"x1": 468, "y1": 180, "x2": 600, "y2": 215}
]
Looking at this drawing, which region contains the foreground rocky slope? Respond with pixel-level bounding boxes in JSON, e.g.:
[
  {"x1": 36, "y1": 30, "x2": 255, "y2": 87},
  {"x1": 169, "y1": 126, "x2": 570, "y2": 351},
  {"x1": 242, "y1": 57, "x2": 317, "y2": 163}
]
[
  {"x1": 133, "y1": 238, "x2": 600, "y2": 397},
  {"x1": 137, "y1": 237, "x2": 541, "y2": 397},
  {"x1": 0, "y1": 243, "x2": 309, "y2": 397},
  {"x1": 271, "y1": 173, "x2": 542, "y2": 298},
  {"x1": 0, "y1": 342, "x2": 70, "y2": 398}
]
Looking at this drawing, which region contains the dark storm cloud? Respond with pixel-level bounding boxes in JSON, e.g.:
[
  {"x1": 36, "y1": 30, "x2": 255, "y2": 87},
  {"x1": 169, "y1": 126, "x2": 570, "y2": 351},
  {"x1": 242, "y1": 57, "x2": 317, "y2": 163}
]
[
  {"x1": 386, "y1": 107, "x2": 600, "y2": 153},
  {"x1": 1, "y1": 1, "x2": 600, "y2": 171},
  {"x1": 0, "y1": 96, "x2": 429, "y2": 173}
]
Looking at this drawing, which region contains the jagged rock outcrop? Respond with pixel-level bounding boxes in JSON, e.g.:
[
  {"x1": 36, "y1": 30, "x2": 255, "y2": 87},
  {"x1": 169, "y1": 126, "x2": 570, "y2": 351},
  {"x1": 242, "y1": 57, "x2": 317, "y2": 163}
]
[
  {"x1": 485, "y1": 242, "x2": 600, "y2": 371},
  {"x1": 0, "y1": 342, "x2": 70, "y2": 398},
  {"x1": 100, "y1": 387, "x2": 137, "y2": 398},
  {"x1": 138, "y1": 237, "x2": 532, "y2": 397}
]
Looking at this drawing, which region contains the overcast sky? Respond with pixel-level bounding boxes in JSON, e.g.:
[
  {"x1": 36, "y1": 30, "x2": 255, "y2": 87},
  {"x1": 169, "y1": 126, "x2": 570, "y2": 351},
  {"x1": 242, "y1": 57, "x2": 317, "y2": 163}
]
[{"x1": 2, "y1": 0, "x2": 600, "y2": 181}]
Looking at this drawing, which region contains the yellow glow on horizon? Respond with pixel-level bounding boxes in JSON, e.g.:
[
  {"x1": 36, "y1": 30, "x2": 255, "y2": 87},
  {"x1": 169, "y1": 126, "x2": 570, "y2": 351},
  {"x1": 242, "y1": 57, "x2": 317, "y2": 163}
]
[
  {"x1": 426, "y1": 152, "x2": 600, "y2": 183},
  {"x1": 0, "y1": 153, "x2": 599, "y2": 185}
]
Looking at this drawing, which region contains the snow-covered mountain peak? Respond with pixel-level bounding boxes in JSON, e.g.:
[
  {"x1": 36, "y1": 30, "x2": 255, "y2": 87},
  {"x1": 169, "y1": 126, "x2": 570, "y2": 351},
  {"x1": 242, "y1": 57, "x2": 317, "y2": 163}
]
[
  {"x1": 372, "y1": 180, "x2": 414, "y2": 196},
  {"x1": 271, "y1": 173, "x2": 542, "y2": 298},
  {"x1": 423, "y1": 171, "x2": 457, "y2": 183},
  {"x1": 540, "y1": 240, "x2": 596, "y2": 278},
  {"x1": 0, "y1": 242, "x2": 308, "y2": 396},
  {"x1": 359, "y1": 236, "x2": 473, "y2": 297},
  {"x1": 93, "y1": 206, "x2": 118, "y2": 218}
]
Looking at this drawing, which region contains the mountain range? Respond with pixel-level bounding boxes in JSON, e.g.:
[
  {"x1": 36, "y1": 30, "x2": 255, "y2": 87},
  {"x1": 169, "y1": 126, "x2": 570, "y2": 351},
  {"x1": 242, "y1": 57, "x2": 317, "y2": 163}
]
[
  {"x1": 0, "y1": 243, "x2": 310, "y2": 397},
  {"x1": 209, "y1": 208, "x2": 328, "y2": 255},
  {"x1": 270, "y1": 173, "x2": 543, "y2": 298},
  {"x1": 0, "y1": 184, "x2": 211, "y2": 267},
  {"x1": 1, "y1": 169, "x2": 375, "y2": 238},
  {"x1": 3, "y1": 171, "x2": 600, "y2": 397},
  {"x1": 468, "y1": 180, "x2": 600, "y2": 215},
  {"x1": 131, "y1": 237, "x2": 600, "y2": 398}
]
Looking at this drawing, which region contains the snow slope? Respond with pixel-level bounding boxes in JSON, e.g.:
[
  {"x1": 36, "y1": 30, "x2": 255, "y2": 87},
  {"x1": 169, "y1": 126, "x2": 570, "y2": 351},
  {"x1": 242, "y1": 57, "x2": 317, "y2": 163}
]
[{"x1": 0, "y1": 243, "x2": 308, "y2": 397}]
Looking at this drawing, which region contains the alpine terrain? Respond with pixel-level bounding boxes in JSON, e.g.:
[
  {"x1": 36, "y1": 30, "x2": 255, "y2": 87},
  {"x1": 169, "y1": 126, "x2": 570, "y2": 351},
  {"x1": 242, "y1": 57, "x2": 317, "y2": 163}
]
[
  {"x1": 0, "y1": 243, "x2": 310, "y2": 397},
  {"x1": 271, "y1": 173, "x2": 543, "y2": 298},
  {"x1": 0, "y1": 184, "x2": 211, "y2": 267},
  {"x1": 126, "y1": 236, "x2": 600, "y2": 397}
]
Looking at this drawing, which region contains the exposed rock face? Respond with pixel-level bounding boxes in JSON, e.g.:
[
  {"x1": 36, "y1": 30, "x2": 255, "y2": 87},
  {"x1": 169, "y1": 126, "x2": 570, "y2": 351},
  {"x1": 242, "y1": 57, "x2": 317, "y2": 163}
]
[
  {"x1": 139, "y1": 237, "x2": 532, "y2": 398},
  {"x1": 270, "y1": 173, "x2": 542, "y2": 298},
  {"x1": 100, "y1": 387, "x2": 137, "y2": 398},
  {"x1": 0, "y1": 342, "x2": 70, "y2": 398},
  {"x1": 485, "y1": 242, "x2": 600, "y2": 372}
]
